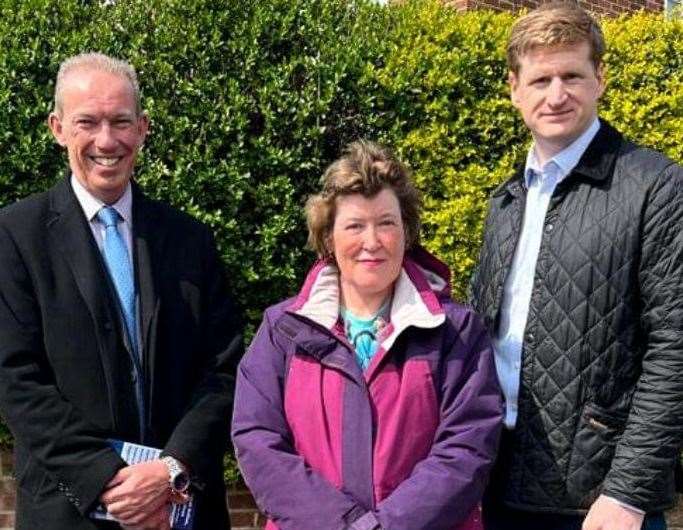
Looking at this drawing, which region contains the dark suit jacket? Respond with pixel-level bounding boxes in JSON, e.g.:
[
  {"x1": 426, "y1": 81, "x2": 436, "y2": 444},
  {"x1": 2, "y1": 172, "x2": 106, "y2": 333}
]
[{"x1": 0, "y1": 176, "x2": 243, "y2": 529}]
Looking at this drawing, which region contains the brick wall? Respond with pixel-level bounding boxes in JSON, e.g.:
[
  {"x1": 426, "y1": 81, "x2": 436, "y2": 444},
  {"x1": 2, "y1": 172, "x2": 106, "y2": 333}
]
[
  {"x1": 0, "y1": 449, "x2": 681, "y2": 529},
  {"x1": 228, "y1": 484, "x2": 266, "y2": 530},
  {"x1": 446, "y1": 0, "x2": 664, "y2": 15},
  {"x1": 0, "y1": 449, "x2": 266, "y2": 530},
  {"x1": 0, "y1": 451, "x2": 13, "y2": 530}
]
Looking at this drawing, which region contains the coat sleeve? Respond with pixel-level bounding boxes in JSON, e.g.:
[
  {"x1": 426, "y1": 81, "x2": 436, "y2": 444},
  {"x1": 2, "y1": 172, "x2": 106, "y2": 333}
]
[
  {"x1": 602, "y1": 162, "x2": 683, "y2": 510},
  {"x1": 369, "y1": 310, "x2": 504, "y2": 530},
  {"x1": 0, "y1": 222, "x2": 125, "y2": 515},
  {"x1": 231, "y1": 309, "x2": 367, "y2": 530},
  {"x1": 162, "y1": 227, "x2": 244, "y2": 487}
]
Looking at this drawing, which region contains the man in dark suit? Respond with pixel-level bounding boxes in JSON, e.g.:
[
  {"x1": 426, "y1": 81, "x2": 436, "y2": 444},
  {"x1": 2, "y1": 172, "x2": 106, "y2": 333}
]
[{"x1": 0, "y1": 53, "x2": 243, "y2": 529}]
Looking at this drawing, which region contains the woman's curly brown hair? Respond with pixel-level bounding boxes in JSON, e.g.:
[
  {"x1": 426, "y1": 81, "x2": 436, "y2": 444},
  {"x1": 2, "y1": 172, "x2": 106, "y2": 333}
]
[{"x1": 305, "y1": 140, "x2": 421, "y2": 258}]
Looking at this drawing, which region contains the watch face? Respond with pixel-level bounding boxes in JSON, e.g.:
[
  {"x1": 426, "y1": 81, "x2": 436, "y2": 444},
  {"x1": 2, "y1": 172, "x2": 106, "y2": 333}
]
[{"x1": 172, "y1": 471, "x2": 190, "y2": 493}]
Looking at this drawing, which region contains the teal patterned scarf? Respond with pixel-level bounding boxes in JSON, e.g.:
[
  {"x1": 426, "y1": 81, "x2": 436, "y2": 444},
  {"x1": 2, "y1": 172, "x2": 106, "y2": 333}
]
[{"x1": 341, "y1": 299, "x2": 391, "y2": 371}]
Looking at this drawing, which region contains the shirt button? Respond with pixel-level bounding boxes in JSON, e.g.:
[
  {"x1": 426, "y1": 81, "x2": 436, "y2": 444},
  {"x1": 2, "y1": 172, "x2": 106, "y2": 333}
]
[
  {"x1": 545, "y1": 223, "x2": 554, "y2": 232},
  {"x1": 526, "y1": 332, "x2": 534, "y2": 341}
]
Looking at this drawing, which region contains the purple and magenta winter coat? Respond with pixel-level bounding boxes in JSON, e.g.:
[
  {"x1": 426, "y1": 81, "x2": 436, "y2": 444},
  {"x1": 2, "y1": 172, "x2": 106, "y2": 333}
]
[{"x1": 232, "y1": 248, "x2": 503, "y2": 530}]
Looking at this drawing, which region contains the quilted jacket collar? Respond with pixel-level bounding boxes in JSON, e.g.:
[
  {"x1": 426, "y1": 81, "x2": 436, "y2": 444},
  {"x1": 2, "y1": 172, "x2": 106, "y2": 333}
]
[
  {"x1": 571, "y1": 119, "x2": 621, "y2": 182},
  {"x1": 494, "y1": 119, "x2": 623, "y2": 199}
]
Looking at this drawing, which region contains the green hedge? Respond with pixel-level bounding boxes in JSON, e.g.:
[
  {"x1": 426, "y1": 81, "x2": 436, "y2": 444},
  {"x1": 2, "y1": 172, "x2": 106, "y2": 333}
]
[
  {"x1": 0, "y1": 0, "x2": 681, "y2": 474},
  {"x1": 359, "y1": 3, "x2": 683, "y2": 297}
]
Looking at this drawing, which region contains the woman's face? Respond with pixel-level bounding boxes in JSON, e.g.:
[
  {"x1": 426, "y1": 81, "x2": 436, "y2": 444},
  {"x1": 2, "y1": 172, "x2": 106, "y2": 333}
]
[{"x1": 330, "y1": 188, "x2": 406, "y2": 313}]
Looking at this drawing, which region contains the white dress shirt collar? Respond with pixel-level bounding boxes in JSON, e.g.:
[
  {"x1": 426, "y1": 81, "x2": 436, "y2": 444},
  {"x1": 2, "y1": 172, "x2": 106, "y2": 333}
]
[
  {"x1": 70, "y1": 175, "x2": 133, "y2": 225},
  {"x1": 524, "y1": 117, "x2": 601, "y2": 188}
]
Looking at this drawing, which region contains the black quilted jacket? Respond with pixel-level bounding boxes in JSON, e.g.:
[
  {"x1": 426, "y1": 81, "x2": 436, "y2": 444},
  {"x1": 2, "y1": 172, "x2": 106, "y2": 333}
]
[{"x1": 470, "y1": 121, "x2": 683, "y2": 513}]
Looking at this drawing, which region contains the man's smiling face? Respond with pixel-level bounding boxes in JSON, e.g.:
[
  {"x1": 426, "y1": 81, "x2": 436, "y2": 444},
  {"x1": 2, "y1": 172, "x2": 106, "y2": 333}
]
[
  {"x1": 509, "y1": 41, "x2": 605, "y2": 160},
  {"x1": 48, "y1": 69, "x2": 149, "y2": 204}
]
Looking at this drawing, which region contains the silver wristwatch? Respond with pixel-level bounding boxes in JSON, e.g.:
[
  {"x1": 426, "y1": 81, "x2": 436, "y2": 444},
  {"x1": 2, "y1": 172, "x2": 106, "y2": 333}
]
[{"x1": 161, "y1": 456, "x2": 190, "y2": 494}]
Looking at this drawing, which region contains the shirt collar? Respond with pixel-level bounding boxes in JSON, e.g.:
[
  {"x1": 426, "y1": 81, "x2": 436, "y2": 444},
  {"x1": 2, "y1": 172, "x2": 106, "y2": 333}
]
[
  {"x1": 524, "y1": 117, "x2": 601, "y2": 187},
  {"x1": 70, "y1": 175, "x2": 133, "y2": 225}
]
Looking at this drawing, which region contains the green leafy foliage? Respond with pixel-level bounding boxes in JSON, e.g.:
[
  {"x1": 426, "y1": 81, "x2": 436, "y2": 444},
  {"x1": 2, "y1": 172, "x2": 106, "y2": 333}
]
[
  {"x1": 0, "y1": 0, "x2": 386, "y2": 339},
  {"x1": 601, "y1": 12, "x2": 683, "y2": 163},
  {"x1": 358, "y1": 3, "x2": 523, "y2": 298},
  {"x1": 0, "y1": 0, "x2": 680, "y2": 459},
  {"x1": 358, "y1": 1, "x2": 683, "y2": 298}
]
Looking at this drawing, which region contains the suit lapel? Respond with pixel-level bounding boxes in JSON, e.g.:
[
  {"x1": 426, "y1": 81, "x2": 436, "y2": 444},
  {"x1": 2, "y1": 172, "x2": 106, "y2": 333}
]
[
  {"x1": 46, "y1": 178, "x2": 132, "y2": 428},
  {"x1": 131, "y1": 184, "x2": 167, "y2": 411},
  {"x1": 47, "y1": 178, "x2": 115, "y2": 337}
]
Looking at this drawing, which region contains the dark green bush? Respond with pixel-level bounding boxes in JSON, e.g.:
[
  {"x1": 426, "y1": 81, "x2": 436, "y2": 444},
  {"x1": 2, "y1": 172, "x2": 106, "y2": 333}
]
[
  {"x1": 0, "y1": 0, "x2": 386, "y2": 333},
  {"x1": 0, "y1": 0, "x2": 680, "y2": 475}
]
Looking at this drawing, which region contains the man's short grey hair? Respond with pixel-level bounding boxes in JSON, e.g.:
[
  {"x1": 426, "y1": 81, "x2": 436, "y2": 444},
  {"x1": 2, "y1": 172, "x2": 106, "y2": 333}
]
[{"x1": 53, "y1": 52, "x2": 142, "y2": 116}]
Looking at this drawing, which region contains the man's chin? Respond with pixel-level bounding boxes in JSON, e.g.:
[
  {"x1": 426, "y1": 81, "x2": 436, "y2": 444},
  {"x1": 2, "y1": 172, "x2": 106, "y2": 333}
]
[
  {"x1": 89, "y1": 168, "x2": 132, "y2": 185},
  {"x1": 536, "y1": 127, "x2": 583, "y2": 147},
  {"x1": 83, "y1": 175, "x2": 131, "y2": 203}
]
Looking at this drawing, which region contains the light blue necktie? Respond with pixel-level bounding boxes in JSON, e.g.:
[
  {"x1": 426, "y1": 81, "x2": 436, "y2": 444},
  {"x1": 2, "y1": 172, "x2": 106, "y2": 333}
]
[
  {"x1": 97, "y1": 206, "x2": 146, "y2": 438},
  {"x1": 96, "y1": 206, "x2": 138, "y2": 357}
]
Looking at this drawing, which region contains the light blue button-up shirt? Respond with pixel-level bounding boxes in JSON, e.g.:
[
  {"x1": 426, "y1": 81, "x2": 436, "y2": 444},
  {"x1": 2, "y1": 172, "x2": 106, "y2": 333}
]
[{"x1": 493, "y1": 118, "x2": 600, "y2": 429}]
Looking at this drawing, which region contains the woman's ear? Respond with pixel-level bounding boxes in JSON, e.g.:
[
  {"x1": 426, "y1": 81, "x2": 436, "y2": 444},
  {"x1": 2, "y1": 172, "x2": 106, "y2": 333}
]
[{"x1": 324, "y1": 233, "x2": 334, "y2": 258}]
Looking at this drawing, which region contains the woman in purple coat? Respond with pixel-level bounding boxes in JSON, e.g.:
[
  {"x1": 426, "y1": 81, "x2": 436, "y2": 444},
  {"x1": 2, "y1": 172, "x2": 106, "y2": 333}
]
[{"x1": 232, "y1": 141, "x2": 503, "y2": 530}]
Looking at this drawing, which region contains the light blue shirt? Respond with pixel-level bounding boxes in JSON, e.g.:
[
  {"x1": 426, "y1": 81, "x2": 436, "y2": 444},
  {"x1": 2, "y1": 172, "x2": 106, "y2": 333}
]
[
  {"x1": 71, "y1": 175, "x2": 134, "y2": 264},
  {"x1": 494, "y1": 118, "x2": 600, "y2": 429}
]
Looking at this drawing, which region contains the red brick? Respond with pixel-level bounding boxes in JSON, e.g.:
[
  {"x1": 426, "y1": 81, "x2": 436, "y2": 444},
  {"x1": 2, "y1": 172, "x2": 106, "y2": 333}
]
[
  {"x1": 0, "y1": 451, "x2": 12, "y2": 479},
  {"x1": 230, "y1": 510, "x2": 260, "y2": 527},
  {"x1": 454, "y1": 0, "x2": 663, "y2": 13},
  {"x1": 668, "y1": 495, "x2": 683, "y2": 528},
  {"x1": 228, "y1": 490, "x2": 258, "y2": 510},
  {"x1": 0, "y1": 481, "x2": 14, "y2": 497},
  {"x1": 0, "y1": 493, "x2": 15, "y2": 512},
  {"x1": 0, "y1": 479, "x2": 15, "y2": 514},
  {"x1": 0, "y1": 512, "x2": 14, "y2": 529}
]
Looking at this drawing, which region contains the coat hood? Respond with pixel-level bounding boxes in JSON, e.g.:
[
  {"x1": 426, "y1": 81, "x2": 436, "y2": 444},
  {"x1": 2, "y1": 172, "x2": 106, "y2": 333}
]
[{"x1": 288, "y1": 246, "x2": 452, "y2": 361}]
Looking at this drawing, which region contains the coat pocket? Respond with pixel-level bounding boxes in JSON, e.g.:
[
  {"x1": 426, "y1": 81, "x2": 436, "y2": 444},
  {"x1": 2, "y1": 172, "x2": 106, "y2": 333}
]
[
  {"x1": 582, "y1": 403, "x2": 628, "y2": 444},
  {"x1": 565, "y1": 403, "x2": 628, "y2": 507}
]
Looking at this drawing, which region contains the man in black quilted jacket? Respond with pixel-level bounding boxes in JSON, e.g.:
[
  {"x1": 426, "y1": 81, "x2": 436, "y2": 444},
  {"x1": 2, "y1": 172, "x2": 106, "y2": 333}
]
[{"x1": 470, "y1": 3, "x2": 683, "y2": 530}]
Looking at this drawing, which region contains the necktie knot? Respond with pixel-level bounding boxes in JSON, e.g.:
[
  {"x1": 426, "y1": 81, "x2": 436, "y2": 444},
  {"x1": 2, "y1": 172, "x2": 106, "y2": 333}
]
[{"x1": 97, "y1": 206, "x2": 120, "y2": 228}]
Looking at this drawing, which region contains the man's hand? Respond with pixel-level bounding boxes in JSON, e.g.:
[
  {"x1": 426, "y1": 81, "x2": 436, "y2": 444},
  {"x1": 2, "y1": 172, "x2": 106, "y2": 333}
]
[
  {"x1": 100, "y1": 459, "x2": 171, "y2": 527},
  {"x1": 121, "y1": 503, "x2": 171, "y2": 530},
  {"x1": 582, "y1": 495, "x2": 645, "y2": 530}
]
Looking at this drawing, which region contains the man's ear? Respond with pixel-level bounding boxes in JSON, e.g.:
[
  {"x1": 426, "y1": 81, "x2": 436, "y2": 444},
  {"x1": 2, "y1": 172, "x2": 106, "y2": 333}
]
[
  {"x1": 47, "y1": 112, "x2": 67, "y2": 147},
  {"x1": 508, "y1": 71, "x2": 520, "y2": 108},
  {"x1": 596, "y1": 63, "x2": 606, "y2": 99},
  {"x1": 137, "y1": 111, "x2": 150, "y2": 146}
]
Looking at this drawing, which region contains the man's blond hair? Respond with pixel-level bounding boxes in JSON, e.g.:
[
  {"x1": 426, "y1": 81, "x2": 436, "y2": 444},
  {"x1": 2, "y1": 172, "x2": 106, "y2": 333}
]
[
  {"x1": 507, "y1": 2, "x2": 605, "y2": 74},
  {"x1": 53, "y1": 52, "x2": 142, "y2": 116}
]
